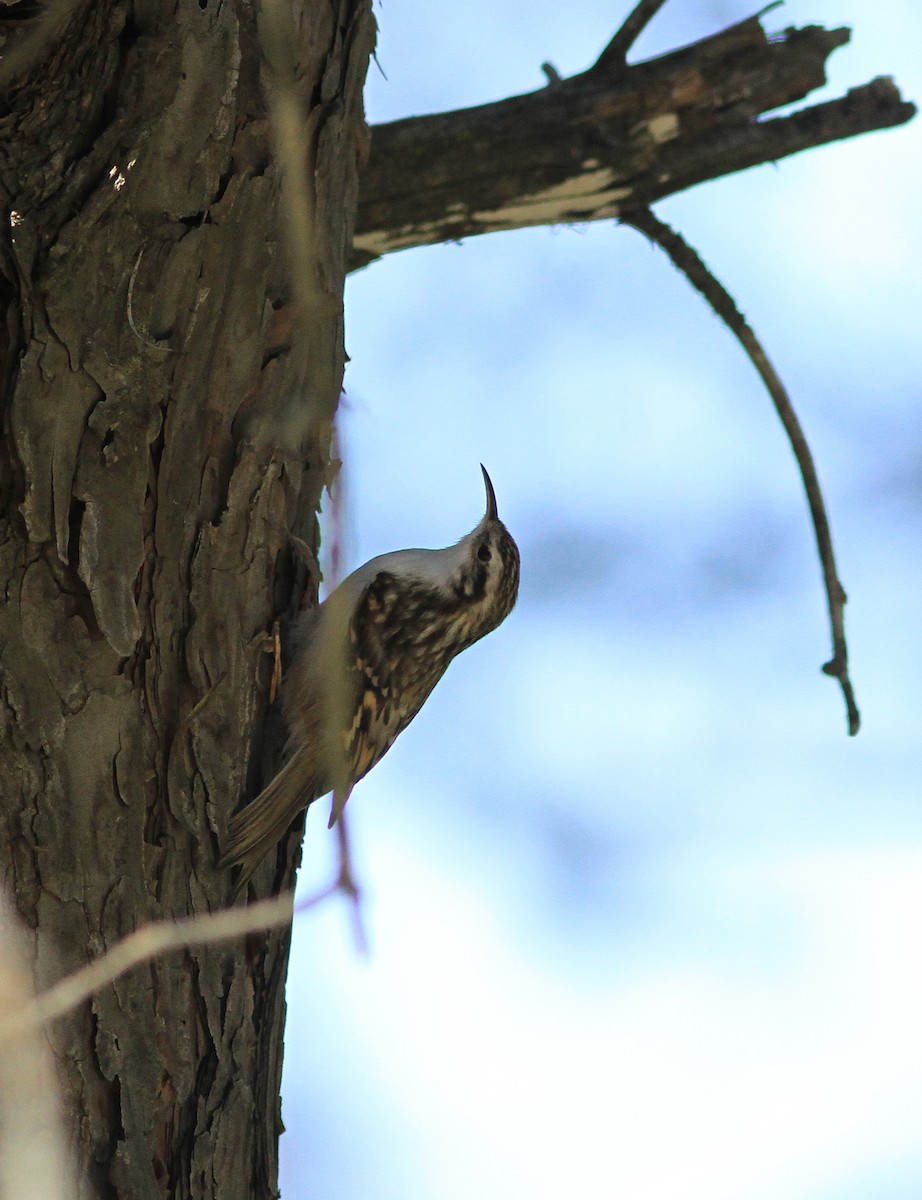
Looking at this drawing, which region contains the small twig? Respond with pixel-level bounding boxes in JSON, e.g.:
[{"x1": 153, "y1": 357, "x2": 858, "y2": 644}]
[
  {"x1": 334, "y1": 808, "x2": 368, "y2": 957},
  {"x1": 371, "y1": 50, "x2": 388, "y2": 82},
  {"x1": 0, "y1": 892, "x2": 305, "y2": 1043},
  {"x1": 595, "y1": 0, "x2": 784, "y2": 73},
  {"x1": 622, "y1": 205, "x2": 860, "y2": 735},
  {"x1": 594, "y1": 0, "x2": 671, "y2": 72},
  {"x1": 756, "y1": 2, "x2": 785, "y2": 23},
  {"x1": 323, "y1": 412, "x2": 368, "y2": 953}
]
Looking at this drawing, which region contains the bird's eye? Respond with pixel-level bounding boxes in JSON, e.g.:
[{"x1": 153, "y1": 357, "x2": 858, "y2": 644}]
[{"x1": 477, "y1": 544, "x2": 492, "y2": 563}]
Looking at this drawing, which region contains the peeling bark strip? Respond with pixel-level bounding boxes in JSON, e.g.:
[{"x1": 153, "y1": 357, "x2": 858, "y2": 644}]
[
  {"x1": 353, "y1": 15, "x2": 915, "y2": 267},
  {"x1": 0, "y1": 2, "x2": 374, "y2": 1199}
]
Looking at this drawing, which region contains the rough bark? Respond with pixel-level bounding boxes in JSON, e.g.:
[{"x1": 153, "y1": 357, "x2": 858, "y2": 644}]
[
  {"x1": 0, "y1": 2, "x2": 374, "y2": 1199},
  {"x1": 353, "y1": 15, "x2": 915, "y2": 268}
]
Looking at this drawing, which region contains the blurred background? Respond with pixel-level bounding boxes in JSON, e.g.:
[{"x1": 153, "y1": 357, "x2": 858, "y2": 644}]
[{"x1": 280, "y1": 2, "x2": 922, "y2": 1197}]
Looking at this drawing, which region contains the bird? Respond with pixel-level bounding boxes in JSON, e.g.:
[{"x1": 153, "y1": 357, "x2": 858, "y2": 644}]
[{"x1": 219, "y1": 465, "x2": 520, "y2": 896}]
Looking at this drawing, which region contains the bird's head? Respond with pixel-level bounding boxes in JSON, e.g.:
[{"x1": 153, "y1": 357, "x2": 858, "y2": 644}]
[
  {"x1": 446, "y1": 465, "x2": 520, "y2": 644},
  {"x1": 323, "y1": 466, "x2": 520, "y2": 660}
]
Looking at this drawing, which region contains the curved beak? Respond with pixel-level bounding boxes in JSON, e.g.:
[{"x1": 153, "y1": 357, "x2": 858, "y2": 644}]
[{"x1": 480, "y1": 464, "x2": 498, "y2": 521}]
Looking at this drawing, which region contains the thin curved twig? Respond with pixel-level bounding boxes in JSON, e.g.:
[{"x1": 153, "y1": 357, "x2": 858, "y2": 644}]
[{"x1": 622, "y1": 205, "x2": 860, "y2": 735}]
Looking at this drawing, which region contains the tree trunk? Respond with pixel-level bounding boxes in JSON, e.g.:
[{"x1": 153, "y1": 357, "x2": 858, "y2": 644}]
[{"x1": 0, "y1": 3, "x2": 374, "y2": 1198}]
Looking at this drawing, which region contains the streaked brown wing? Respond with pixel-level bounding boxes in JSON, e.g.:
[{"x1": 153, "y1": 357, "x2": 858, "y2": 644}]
[{"x1": 343, "y1": 570, "x2": 407, "y2": 785}]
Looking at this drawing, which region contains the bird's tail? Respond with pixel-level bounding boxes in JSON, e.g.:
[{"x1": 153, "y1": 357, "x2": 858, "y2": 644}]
[{"x1": 218, "y1": 747, "x2": 322, "y2": 899}]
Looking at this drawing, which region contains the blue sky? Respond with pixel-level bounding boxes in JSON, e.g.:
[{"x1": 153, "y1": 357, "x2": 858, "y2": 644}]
[{"x1": 280, "y1": 3, "x2": 922, "y2": 1198}]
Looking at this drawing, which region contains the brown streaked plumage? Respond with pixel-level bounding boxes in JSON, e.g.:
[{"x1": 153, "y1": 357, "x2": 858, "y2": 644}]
[{"x1": 219, "y1": 466, "x2": 520, "y2": 897}]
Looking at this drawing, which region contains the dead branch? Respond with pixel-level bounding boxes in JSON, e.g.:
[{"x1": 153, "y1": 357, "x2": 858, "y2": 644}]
[
  {"x1": 352, "y1": 13, "x2": 914, "y2": 268},
  {"x1": 622, "y1": 206, "x2": 860, "y2": 735}
]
